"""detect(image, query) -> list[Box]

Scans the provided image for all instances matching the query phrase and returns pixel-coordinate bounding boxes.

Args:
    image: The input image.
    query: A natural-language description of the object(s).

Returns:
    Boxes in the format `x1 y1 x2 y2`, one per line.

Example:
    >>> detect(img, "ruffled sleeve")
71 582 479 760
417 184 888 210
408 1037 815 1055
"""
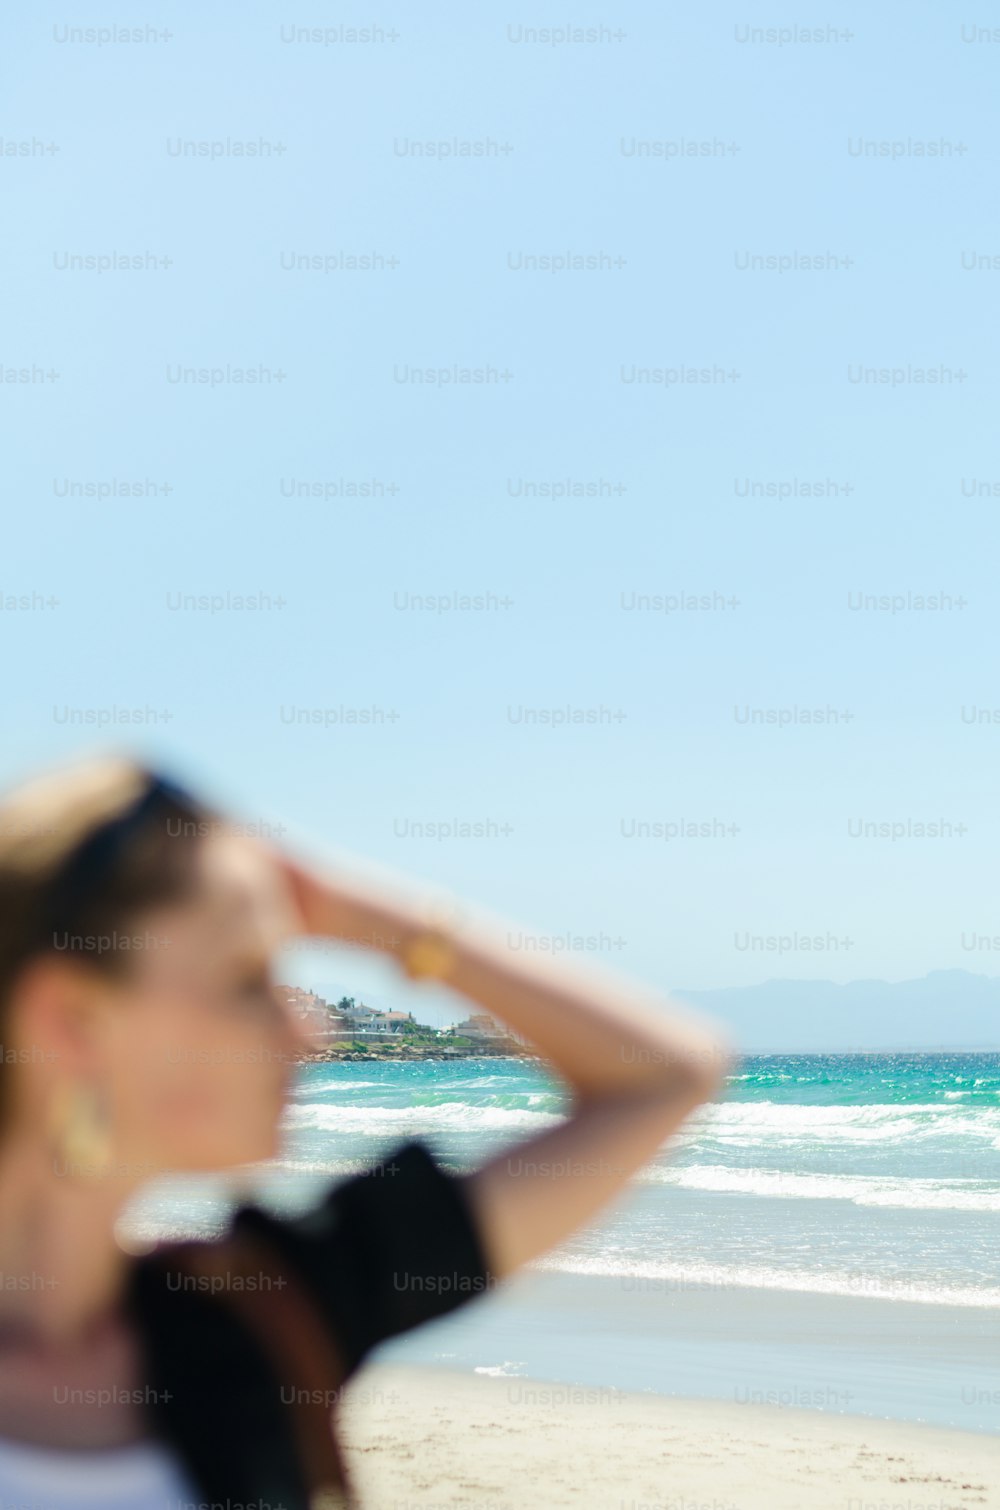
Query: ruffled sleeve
231 1138 494 1378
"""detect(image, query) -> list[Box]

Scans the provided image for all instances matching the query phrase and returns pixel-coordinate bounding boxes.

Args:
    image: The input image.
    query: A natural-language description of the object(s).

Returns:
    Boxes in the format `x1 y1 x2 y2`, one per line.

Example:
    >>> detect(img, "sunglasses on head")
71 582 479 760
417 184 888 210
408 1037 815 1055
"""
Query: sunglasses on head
41 771 195 942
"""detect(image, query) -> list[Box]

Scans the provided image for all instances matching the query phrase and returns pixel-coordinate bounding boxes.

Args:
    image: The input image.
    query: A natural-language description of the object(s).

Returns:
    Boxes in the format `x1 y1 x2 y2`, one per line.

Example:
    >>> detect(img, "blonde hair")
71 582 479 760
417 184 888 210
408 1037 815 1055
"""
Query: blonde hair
0 752 216 1000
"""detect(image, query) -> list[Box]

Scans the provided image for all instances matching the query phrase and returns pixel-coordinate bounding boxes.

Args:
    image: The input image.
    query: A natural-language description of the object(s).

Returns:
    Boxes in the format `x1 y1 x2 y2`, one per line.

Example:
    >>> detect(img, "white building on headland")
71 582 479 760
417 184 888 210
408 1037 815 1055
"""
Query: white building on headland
332 1001 416 1040
276 987 528 1047
275 990 417 1041
443 1012 529 1047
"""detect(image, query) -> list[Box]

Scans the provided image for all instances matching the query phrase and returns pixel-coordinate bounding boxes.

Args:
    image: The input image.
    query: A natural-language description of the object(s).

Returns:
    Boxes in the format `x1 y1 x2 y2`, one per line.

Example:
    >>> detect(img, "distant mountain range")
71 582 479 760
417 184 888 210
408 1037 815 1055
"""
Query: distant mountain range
670 969 1000 1053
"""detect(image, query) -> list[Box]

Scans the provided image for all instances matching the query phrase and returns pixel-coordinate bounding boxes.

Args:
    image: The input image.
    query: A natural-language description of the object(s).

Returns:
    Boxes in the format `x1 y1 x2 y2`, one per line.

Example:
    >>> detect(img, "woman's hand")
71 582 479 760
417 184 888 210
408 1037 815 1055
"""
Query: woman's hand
273 854 352 939
259 847 425 958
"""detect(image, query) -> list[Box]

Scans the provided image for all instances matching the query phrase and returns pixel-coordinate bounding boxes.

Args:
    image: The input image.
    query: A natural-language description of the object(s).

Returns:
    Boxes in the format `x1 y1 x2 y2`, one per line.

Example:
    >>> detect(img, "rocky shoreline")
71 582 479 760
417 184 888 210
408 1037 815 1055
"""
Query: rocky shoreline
294 1044 538 1064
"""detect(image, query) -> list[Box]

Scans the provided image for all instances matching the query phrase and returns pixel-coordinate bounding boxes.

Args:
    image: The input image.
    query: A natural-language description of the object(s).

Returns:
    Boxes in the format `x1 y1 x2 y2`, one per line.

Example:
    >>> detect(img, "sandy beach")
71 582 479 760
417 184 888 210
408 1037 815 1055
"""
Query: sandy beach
338 1363 1000 1510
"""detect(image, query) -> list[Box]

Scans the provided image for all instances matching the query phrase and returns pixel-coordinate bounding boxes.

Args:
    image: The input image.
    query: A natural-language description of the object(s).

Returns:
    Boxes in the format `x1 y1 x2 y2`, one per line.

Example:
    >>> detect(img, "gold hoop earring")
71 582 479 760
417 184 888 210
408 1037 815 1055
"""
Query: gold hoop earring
50 1082 113 1179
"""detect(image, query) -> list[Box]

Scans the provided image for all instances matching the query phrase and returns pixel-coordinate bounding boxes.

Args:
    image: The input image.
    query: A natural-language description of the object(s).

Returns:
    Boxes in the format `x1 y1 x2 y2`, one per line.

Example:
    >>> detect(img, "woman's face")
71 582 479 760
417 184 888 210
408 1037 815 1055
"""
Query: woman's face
91 835 315 1176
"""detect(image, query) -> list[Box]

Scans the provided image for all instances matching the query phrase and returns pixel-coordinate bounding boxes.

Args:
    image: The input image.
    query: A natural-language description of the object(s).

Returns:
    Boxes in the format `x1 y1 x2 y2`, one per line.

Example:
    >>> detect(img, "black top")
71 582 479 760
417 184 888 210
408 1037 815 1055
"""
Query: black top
125 1138 493 1508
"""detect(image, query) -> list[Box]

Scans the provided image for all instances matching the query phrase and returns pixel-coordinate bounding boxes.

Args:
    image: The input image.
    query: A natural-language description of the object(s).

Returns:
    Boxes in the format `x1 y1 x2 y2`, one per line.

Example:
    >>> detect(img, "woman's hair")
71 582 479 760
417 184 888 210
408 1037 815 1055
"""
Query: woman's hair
0 755 218 1012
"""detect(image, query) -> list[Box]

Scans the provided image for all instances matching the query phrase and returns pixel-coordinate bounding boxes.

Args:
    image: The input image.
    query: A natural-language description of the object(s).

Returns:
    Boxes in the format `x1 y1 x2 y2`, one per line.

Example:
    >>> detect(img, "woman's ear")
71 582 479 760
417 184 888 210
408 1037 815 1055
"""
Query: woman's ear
6 955 114 1077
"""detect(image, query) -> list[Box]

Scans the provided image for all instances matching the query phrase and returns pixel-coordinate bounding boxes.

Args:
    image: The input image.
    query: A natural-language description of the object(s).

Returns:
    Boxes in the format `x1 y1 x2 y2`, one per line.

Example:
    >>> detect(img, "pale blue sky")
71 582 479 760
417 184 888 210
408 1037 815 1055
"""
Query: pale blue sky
2 6 999 1040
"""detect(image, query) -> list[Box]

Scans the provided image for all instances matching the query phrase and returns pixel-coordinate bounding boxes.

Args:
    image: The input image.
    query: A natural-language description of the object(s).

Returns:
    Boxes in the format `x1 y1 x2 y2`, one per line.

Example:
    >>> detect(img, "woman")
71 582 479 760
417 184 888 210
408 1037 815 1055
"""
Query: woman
0 753 729 1508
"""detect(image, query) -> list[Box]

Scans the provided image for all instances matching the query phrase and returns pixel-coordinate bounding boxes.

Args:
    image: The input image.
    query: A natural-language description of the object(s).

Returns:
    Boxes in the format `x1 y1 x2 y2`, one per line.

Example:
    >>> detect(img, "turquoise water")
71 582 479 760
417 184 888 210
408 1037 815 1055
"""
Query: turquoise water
126 1053 1000 1308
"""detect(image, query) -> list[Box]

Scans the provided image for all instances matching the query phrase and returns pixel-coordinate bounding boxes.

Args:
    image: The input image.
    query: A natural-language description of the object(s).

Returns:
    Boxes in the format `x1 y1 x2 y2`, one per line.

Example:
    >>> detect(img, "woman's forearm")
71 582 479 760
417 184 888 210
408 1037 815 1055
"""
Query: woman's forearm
280 856 730 1104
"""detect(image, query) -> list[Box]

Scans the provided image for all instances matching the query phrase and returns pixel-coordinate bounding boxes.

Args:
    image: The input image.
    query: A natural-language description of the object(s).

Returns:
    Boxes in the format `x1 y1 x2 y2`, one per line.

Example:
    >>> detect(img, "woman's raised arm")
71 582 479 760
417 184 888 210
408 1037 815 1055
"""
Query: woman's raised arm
276 852 731 1280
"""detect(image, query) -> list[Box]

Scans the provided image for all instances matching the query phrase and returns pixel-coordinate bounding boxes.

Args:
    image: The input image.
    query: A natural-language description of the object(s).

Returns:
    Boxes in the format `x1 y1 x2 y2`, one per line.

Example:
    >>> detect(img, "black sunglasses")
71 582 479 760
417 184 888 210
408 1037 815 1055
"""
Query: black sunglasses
41 771 195 942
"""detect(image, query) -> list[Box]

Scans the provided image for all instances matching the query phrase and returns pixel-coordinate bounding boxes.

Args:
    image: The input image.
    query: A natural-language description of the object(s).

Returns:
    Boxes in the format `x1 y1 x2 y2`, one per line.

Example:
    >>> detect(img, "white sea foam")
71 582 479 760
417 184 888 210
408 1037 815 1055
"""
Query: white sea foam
641 1162 1000 1212
289 1079 387 1095
533 1254 1000 1309
284 1100 560 1133
285 1095 1000 1148
687 1099 1000 1147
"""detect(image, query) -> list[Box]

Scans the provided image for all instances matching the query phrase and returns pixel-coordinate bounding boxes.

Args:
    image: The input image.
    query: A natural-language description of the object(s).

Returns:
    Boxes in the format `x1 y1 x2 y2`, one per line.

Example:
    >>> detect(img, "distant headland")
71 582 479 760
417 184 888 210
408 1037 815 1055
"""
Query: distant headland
277 987 536 1062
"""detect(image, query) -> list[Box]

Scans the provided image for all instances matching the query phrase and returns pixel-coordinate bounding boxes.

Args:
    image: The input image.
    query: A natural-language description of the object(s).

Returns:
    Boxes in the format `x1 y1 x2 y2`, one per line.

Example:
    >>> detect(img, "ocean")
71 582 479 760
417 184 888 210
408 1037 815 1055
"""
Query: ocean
122 1054 1000 1432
